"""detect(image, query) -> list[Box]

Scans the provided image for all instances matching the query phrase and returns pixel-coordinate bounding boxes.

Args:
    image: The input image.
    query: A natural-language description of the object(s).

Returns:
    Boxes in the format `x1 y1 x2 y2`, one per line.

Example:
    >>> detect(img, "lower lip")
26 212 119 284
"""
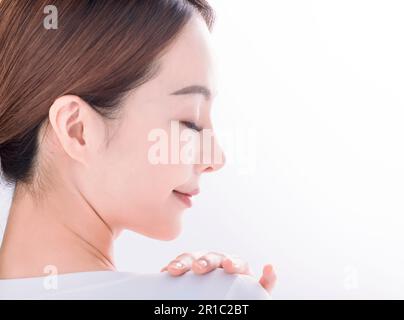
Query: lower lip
173 190 192 208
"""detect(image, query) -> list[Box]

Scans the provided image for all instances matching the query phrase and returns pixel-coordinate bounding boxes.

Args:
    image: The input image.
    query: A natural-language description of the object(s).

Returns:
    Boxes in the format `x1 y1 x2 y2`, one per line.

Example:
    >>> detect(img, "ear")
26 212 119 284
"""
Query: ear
48 95 106 166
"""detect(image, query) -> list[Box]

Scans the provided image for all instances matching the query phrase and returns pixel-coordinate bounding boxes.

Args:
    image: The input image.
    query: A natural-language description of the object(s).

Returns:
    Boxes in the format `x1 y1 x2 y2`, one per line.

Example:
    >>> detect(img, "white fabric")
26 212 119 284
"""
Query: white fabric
0 269 271 300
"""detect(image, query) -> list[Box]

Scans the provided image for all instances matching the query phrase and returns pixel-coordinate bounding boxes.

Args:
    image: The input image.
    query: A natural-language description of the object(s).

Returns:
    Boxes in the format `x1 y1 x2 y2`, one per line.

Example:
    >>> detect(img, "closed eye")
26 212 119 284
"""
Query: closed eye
180 121 203 132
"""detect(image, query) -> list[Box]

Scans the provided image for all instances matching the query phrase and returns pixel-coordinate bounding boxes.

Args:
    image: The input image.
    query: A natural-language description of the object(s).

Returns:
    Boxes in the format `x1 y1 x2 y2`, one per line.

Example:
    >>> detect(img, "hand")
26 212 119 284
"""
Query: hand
160 251 277 294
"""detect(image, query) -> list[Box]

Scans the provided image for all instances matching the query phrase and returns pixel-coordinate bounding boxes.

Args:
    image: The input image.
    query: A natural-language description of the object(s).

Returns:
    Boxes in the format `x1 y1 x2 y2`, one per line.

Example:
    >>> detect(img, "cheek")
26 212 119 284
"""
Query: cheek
103 162 191 239
90 127 193 233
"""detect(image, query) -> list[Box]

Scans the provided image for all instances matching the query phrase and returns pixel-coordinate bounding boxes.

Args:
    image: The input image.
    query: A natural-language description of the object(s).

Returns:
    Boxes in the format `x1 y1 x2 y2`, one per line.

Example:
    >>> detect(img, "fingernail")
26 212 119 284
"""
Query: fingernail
233 263 240 270
171 262 184 269
197 259 208 268
264 264 273 274
230 259 241 269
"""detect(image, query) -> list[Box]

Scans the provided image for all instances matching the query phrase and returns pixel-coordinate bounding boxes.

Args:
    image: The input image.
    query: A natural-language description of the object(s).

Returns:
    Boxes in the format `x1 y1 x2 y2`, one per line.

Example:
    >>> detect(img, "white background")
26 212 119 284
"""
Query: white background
1 0 404 299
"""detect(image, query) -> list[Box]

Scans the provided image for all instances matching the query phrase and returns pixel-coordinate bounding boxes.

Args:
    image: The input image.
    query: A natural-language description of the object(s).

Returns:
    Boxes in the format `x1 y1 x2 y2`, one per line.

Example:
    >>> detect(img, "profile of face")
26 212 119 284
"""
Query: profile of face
41 14 225 241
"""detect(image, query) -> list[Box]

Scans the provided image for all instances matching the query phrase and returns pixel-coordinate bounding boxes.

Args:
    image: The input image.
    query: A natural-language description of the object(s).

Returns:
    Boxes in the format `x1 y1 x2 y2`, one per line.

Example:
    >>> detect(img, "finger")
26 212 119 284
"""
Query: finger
259 264 277 294
191 251 226 275
165 253 197 277
160 252 205 273
222 256 252 275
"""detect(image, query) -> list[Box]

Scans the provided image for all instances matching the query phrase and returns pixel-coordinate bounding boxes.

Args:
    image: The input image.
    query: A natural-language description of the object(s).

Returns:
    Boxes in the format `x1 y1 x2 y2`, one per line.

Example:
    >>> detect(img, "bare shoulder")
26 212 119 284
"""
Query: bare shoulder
224 273 271 300
158 269 270 300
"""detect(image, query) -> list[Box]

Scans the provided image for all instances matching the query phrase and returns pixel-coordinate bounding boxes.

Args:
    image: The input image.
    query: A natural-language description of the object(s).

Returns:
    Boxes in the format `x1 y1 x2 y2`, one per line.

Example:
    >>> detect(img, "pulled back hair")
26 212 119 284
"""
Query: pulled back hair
0 0 215 187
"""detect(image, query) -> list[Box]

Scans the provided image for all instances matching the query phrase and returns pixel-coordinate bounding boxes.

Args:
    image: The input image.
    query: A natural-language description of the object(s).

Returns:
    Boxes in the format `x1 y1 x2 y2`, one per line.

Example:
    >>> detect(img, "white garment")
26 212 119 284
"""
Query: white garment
0 269 271 300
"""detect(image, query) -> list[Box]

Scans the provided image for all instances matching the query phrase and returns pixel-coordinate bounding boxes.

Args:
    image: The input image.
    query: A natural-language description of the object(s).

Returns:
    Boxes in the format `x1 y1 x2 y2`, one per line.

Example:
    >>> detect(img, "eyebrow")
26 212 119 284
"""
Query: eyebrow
170 85 212 100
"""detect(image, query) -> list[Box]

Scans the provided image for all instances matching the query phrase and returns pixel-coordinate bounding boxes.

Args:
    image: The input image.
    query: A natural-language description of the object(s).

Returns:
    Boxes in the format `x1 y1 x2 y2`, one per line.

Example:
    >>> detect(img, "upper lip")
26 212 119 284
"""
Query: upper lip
174 188 200 197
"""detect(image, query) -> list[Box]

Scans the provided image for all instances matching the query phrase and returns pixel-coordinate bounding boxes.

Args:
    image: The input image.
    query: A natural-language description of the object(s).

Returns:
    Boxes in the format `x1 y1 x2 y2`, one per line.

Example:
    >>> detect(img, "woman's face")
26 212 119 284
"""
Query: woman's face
76 15 225 240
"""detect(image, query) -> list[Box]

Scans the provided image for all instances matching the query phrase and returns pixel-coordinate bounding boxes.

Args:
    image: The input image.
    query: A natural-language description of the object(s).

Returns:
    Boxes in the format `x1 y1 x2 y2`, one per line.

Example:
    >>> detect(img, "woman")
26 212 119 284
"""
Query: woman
0 0 275 299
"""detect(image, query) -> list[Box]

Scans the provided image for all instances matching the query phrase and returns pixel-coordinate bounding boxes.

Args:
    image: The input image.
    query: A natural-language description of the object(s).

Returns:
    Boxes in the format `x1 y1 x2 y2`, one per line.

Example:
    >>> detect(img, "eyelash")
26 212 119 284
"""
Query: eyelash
180 121 203 132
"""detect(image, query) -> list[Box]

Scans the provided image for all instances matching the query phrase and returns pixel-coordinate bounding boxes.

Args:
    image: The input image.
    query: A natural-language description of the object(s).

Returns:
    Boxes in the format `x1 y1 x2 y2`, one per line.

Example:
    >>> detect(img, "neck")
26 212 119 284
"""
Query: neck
0 181 118 279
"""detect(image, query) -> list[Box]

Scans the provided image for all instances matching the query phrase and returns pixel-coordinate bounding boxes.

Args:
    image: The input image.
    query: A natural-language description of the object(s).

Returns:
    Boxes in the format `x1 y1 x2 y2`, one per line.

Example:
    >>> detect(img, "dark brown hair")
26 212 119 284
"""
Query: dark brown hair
0 0 215 187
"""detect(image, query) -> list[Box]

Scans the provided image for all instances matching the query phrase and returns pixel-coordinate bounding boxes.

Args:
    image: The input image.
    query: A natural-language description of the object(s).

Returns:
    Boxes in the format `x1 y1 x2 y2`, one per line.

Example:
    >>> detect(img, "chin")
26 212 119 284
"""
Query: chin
156 224 183 241
130 222 183 241
147 230 181 241
157 232 181 241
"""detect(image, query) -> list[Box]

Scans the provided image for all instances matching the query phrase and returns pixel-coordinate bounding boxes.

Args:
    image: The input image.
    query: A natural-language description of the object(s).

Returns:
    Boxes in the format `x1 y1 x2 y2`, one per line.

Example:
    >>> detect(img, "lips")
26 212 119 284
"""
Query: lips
173 188 199 208
174 188 200 197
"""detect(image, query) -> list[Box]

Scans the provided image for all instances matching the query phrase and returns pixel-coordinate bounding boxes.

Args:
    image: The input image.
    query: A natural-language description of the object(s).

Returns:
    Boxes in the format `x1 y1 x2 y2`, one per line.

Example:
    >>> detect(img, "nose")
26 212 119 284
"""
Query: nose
196 134 226 173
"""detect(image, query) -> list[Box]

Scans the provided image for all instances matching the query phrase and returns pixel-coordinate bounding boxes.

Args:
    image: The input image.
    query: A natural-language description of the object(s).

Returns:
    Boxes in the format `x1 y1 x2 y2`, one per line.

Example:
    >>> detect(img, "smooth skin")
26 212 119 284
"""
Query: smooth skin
0 12 276 294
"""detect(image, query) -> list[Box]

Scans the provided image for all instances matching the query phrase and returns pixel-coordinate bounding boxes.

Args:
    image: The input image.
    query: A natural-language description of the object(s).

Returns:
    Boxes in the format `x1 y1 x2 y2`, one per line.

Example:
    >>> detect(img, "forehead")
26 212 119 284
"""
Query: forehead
150 15 218 98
